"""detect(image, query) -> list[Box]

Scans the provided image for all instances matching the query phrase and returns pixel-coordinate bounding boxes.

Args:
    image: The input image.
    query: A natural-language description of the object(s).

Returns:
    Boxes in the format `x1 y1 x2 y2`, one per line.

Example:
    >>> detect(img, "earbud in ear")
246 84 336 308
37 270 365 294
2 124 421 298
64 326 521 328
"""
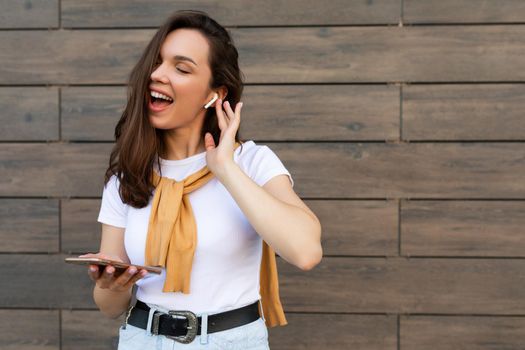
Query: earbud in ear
204 93 219 109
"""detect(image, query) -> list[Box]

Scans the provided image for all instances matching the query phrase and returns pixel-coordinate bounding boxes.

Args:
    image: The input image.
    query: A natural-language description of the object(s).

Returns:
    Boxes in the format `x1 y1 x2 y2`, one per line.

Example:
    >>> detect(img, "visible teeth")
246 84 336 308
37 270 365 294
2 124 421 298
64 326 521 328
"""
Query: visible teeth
150 91 173 102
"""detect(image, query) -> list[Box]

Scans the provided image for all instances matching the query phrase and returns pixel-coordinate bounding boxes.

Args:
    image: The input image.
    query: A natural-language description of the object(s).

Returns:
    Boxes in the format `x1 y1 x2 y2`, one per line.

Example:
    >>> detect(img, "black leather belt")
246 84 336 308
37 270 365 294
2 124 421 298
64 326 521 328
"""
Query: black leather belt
124 299 262 344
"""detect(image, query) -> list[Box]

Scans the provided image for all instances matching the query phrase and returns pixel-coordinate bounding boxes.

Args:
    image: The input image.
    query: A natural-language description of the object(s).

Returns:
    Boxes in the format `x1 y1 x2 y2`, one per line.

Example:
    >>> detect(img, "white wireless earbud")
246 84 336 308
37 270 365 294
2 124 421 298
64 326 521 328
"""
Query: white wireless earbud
204 93 219 109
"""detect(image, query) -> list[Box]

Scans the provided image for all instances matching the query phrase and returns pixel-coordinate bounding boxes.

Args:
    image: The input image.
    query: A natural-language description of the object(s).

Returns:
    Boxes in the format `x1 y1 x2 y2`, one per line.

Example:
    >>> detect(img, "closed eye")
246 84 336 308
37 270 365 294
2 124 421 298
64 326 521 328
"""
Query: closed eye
176 68 189 74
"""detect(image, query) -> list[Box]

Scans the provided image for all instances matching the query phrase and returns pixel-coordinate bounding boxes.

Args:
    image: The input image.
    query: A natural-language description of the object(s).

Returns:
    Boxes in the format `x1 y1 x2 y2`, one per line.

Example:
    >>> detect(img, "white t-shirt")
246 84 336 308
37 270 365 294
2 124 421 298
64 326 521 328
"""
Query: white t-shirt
97 140 294 315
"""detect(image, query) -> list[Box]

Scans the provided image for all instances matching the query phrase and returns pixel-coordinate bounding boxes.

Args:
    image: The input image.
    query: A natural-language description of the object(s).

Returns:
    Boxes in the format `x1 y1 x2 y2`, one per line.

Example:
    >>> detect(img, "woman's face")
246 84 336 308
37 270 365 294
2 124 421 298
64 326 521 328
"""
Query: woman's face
147 28 215 130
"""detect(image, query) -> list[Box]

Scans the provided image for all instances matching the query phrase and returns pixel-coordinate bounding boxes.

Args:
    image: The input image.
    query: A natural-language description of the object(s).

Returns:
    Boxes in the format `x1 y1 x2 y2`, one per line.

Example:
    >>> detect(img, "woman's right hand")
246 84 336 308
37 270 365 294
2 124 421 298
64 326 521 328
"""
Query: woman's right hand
78 252 148 292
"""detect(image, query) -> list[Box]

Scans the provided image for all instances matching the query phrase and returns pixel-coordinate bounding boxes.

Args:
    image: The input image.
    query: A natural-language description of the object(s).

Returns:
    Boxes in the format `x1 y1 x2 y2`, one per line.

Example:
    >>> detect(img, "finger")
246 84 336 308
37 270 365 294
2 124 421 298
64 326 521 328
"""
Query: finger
231 102 242 129
114 266 138 288
235 102 243 120
214 98 228 131
223 100 234 121
204 132 215 150
123 269 148 289
101 265 115 285
87 264 100 281
224 102 242 134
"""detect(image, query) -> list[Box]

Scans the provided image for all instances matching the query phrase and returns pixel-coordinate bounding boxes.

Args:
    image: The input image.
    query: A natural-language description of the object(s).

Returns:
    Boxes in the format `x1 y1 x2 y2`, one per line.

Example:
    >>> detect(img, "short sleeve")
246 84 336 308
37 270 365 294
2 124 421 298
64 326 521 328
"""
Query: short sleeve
239 143 294 188
97 174 129 228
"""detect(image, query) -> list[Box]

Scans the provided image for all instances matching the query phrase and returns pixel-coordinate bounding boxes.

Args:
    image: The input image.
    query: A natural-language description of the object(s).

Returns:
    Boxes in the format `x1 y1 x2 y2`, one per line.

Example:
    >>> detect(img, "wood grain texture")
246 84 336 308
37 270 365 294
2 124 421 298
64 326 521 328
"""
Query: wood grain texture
0 143 112 197
402 200 525 257
404 0 525 23
0 30 154 84
0 0 58 28
306 199 398 256
62 310 122 350
269 142 525 198
2 142 524 198
0 199 59 253
278 257 525 314
403 84 525 140
0 87 58 141
61 199 103 254
59 198 398 256
63 311 394 350
0 309 59 350
0 254 96 308
232 26 525 83
268 313 397 350
61 87 126 141
61 0 400 27
3 255 523 314
241 85 400 141
401 316 525 350
3 26 525 84
2 1 525 349
58 85 399 141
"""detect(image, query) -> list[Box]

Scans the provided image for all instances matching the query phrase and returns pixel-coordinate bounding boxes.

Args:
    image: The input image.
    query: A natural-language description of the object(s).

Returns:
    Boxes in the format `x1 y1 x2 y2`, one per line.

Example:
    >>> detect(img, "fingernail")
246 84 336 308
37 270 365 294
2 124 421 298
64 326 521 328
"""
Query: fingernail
90 267 96 272
128 268 136 274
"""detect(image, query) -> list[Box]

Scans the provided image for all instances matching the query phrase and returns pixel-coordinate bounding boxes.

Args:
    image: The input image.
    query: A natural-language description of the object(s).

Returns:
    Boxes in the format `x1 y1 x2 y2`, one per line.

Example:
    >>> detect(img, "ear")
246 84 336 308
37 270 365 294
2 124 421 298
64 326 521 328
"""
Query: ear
217 86 228 101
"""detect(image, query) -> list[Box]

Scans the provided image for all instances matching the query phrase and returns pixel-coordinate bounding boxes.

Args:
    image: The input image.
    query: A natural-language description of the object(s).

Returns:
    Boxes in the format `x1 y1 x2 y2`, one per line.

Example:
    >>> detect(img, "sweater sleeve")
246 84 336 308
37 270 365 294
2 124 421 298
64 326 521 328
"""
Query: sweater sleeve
97 174 129 228
238 143 294 188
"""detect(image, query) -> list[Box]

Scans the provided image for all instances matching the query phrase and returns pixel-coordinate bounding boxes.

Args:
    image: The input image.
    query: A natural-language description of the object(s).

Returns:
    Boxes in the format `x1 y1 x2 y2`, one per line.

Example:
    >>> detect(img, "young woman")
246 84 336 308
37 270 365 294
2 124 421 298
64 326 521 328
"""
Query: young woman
79 10 322 349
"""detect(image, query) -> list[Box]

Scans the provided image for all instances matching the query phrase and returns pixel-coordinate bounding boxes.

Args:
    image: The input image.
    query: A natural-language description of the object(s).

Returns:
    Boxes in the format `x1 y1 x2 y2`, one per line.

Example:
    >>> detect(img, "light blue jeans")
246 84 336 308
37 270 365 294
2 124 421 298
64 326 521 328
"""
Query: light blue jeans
117 302 270 349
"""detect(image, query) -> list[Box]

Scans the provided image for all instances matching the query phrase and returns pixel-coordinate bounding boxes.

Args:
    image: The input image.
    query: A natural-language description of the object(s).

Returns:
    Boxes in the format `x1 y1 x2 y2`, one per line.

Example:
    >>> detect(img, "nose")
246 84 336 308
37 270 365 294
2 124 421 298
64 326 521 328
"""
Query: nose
150 63 169 84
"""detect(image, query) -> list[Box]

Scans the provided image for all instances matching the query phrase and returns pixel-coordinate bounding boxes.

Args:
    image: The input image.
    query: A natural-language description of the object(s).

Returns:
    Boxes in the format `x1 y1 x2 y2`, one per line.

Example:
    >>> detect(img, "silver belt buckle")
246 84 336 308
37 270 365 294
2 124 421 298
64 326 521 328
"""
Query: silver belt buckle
153 310 198 344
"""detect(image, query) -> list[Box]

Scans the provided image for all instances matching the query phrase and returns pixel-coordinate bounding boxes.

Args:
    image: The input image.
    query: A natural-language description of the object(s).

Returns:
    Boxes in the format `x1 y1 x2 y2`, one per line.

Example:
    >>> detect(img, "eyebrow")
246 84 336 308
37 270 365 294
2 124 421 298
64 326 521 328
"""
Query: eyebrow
173 55 198 66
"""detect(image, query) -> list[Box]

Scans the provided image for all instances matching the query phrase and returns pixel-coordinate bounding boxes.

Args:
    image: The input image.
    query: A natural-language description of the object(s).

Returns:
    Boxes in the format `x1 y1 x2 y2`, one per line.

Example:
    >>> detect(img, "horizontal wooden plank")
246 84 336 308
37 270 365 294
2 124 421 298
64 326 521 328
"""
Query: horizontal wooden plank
403 84 525 140
2 26 525 84
306 200 398 256
280 257 525 314
0 254 95 308
62 310 122 350
0 0 58 28
242 85 399 141
61 87 126 141
234 26 525 83
61 0 400 27
0 30 153 84
2 143 525 198
268 313 397 350
0 199 58 253
2 255 524 315
404 0 525 24
61 199 103 254
0 309 59 350
402 200 525 257
269 142 525 198
0 143 111 197
62 311 395 350
401 315 525 350
60 85 399 141
61 199 397 256
0 87 58 141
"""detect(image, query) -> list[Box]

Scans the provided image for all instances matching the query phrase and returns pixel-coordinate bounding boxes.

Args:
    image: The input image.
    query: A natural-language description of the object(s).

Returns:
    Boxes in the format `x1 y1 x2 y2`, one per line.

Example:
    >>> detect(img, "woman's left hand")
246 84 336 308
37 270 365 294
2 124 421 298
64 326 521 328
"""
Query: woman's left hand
204 98 243 179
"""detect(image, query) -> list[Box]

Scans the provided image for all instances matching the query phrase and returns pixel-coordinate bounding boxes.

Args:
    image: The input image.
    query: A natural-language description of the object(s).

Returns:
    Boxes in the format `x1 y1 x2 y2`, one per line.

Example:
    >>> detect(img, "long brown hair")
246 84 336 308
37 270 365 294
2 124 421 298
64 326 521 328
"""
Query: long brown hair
104 10 245 208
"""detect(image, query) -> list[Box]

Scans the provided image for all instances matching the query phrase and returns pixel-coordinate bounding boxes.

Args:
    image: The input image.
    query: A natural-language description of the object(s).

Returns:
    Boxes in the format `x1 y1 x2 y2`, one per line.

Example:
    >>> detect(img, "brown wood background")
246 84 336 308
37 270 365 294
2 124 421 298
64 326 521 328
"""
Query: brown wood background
1 1 525 349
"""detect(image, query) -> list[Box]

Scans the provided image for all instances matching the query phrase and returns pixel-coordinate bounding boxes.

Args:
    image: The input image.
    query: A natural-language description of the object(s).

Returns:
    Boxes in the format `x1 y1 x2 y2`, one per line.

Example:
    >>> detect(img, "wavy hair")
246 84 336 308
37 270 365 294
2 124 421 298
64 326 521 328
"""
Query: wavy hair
103 10 245 207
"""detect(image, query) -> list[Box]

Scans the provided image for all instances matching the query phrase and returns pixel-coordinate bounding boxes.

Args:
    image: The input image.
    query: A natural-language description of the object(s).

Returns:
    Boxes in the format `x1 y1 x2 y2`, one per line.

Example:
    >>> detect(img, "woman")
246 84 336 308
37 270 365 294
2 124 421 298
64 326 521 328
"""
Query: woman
80 10 322 349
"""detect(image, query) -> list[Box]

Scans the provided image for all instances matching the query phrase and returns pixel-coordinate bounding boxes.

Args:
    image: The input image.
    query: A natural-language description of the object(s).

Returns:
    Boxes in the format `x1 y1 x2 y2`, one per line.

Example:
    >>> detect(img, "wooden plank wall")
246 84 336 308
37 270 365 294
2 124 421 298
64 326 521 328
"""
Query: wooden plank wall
1 1 525 349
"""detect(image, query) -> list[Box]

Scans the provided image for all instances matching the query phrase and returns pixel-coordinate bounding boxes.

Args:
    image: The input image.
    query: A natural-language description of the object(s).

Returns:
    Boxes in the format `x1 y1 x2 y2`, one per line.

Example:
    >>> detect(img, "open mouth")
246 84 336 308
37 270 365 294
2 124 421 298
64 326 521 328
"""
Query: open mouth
148 91 174 111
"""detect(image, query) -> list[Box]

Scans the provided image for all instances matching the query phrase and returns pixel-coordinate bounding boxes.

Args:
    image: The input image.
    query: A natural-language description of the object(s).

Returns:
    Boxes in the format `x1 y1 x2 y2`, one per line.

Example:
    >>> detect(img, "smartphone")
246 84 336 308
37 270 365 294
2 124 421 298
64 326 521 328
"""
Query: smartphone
64 257 162 275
